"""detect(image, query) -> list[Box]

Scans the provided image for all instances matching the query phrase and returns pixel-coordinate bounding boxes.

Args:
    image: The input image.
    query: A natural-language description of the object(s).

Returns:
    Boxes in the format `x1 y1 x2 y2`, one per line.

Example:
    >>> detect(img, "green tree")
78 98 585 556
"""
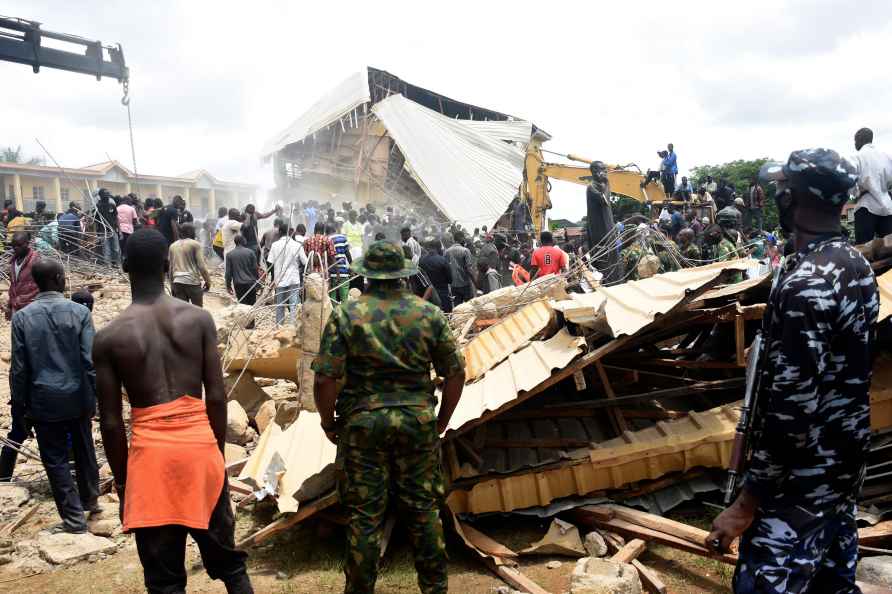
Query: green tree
1 145 44 165
690 158 779 231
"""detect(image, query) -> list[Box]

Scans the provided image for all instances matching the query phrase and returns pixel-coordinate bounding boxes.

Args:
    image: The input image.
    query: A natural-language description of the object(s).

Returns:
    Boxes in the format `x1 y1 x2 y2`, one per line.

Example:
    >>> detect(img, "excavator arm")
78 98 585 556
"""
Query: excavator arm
521 142 667 235
0 15 128 83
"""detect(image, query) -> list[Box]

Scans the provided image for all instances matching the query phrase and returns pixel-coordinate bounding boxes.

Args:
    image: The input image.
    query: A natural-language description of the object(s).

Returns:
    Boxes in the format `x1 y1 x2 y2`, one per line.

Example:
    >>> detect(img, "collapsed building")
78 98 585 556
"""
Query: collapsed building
217 254 892 593
261 67 549 231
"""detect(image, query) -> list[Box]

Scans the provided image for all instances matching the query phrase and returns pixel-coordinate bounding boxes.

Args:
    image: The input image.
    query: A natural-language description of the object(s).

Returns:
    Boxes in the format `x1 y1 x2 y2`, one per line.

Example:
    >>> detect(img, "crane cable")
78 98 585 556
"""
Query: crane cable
121 78 140 190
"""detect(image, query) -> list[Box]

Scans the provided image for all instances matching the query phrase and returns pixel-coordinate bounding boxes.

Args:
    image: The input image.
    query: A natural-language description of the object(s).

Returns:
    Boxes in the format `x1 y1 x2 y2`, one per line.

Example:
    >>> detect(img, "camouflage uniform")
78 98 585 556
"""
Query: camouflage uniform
734 150 874 593
716 236 743 282
656 243 678 273
679 242 701 262
312 242 465 594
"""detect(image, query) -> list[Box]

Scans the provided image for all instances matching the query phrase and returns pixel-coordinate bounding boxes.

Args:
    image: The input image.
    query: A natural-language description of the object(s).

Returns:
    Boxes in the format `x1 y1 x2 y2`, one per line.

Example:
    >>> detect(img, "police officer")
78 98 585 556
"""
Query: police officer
312 241 466 594
706 149 877 593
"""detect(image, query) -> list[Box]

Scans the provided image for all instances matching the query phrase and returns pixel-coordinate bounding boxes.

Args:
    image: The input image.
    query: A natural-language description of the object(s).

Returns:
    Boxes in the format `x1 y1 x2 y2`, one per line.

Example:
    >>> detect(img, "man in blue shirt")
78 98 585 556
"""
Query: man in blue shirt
327 222 352 303
59 202 82 254
661 143 678 198
11 259 99 532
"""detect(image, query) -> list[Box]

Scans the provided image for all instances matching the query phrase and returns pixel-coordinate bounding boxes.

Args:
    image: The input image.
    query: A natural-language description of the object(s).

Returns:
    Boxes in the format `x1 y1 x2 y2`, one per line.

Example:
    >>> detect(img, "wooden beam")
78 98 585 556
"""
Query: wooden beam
633 358 744 369
859 520 892 547
544 377 744 410
603 530 666 593
455 437 483 468
484 437 593 449
735 315 746 367
236 491 338 548
487 561 553 594
611 538 646 563
595 361 628 434
596 505 735 554
456 521 518 559
617 409 686 420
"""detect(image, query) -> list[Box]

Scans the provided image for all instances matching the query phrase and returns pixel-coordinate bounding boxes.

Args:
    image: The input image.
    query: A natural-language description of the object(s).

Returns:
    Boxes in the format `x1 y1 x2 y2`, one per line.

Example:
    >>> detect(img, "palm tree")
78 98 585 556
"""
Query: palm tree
1 145 44 165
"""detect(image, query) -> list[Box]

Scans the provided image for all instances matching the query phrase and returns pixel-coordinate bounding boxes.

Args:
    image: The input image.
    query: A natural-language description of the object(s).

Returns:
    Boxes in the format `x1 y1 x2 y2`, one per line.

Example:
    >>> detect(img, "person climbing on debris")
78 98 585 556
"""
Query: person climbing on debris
94 228 253 594
312 241 466 594
706 149 876 594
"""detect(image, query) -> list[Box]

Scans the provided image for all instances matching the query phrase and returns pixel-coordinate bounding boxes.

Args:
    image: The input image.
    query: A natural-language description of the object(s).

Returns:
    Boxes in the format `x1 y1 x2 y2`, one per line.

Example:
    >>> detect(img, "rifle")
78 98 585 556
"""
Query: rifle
723 264 783 505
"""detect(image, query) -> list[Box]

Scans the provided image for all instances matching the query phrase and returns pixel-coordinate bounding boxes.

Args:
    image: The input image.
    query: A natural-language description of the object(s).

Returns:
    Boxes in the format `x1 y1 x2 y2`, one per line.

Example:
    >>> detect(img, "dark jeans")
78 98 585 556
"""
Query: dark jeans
120 232 131 262
234 283 257 306
134 481 253 594
855 207 892 244
452 285 473 307
434 287 452 313
661 172 676 198
171 282 203 307
33 416 100 533
0 401 30 481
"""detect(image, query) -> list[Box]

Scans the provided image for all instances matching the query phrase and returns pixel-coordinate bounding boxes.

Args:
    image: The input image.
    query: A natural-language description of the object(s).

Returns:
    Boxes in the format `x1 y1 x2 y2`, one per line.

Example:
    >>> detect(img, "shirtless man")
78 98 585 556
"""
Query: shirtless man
94 228 253 594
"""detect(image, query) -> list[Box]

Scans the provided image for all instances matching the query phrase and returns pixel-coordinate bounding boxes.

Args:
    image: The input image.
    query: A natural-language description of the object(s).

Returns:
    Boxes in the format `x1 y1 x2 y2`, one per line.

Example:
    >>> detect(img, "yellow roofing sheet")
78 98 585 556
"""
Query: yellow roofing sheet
552 259 751 338
463 300 554 382
446 405 739 515
445 329 586 435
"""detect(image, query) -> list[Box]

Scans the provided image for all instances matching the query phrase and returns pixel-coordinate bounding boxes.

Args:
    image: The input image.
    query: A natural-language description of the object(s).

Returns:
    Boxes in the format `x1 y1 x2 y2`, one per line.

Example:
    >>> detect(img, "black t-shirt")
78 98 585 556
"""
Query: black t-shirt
419 254 452 289
157 204 180 244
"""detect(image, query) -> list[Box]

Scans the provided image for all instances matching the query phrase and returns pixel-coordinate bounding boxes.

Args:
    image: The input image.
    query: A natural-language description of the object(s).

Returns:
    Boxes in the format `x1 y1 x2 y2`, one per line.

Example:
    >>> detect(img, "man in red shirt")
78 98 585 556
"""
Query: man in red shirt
529 231 569 278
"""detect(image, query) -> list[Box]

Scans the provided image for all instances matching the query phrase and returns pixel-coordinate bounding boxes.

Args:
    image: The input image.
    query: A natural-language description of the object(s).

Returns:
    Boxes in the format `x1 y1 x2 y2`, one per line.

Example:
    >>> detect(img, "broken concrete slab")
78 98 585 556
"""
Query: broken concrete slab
223 371 272 418
858 556 892 588
38 532 117 565
0 484 29 508
571 556 642 594
584 531 608 558
255 400 277 434
226 401 250 444
520 518 587 557
224 443 247 464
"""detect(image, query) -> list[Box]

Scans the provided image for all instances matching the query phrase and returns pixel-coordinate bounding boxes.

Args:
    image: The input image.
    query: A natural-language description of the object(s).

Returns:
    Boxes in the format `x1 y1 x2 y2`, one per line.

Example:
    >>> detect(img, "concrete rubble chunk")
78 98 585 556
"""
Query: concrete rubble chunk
255 400 277 434
224 443 247 463
87 517 120 537
571 557 642 594
0 484 30 508
226 400 250 444
858 556 892 588
274 400 300 429
584 531 609 557
38 532 117 565
224 372 272 418
520 518 587 557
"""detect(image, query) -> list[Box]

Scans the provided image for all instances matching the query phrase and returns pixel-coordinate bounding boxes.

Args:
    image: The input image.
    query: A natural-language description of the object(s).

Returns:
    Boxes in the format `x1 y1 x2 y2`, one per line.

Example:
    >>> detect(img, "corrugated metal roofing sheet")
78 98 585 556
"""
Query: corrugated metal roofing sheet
446 329 585 435
446 404 739 515
463 300 554 382
261 70 371 157
238 412 337 514
551 259 751 337
372 94 532 231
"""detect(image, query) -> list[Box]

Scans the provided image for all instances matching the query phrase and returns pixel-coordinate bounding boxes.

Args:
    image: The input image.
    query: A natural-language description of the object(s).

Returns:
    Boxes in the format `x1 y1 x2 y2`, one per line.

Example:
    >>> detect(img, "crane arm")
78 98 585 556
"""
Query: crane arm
0 16 128 83
541 162 666 203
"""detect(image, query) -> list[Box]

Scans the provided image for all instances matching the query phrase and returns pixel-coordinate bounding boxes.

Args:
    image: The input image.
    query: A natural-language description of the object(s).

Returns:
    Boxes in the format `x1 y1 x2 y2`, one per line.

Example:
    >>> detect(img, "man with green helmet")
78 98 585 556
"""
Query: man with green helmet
312 241 466 594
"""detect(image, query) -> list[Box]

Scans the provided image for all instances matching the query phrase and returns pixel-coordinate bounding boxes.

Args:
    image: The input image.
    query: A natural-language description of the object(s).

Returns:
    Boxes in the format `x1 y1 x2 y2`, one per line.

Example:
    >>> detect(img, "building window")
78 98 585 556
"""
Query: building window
7 185 14 200
283 159 303 180
33 186 45 200
61 188 70 202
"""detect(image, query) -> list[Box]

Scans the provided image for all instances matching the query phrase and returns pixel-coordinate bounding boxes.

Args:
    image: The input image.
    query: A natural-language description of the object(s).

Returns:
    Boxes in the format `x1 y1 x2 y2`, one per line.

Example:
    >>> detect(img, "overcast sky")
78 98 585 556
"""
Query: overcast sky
4 0 891 221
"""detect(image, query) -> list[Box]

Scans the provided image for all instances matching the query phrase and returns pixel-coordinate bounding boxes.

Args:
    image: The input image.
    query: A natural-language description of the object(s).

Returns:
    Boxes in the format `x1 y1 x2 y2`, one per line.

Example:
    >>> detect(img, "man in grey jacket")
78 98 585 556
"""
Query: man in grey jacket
11 258 100 533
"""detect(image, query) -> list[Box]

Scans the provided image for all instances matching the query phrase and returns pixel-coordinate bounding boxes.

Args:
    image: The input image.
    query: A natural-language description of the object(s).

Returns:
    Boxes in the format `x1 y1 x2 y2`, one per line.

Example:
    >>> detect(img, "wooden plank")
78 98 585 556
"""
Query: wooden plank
611 538 646 563
568 509 737 565
735 315 746 367
595 361 628 434
455 437 483 468
598 505 732 553
456 521 518 559
634 358 743 369
617 409 686 420
632 558 668 594
444 441 461 482
236 491 338 548
457 316 475 342
488 561 553 594
1 502 39 536
860 520 892 547
596 532 666 594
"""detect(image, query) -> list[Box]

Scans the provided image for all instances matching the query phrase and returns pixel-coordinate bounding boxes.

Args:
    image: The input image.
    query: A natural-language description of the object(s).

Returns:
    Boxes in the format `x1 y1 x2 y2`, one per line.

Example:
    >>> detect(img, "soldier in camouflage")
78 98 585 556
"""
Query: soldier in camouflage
312 241 466 594
707 149 876 594
676 227 701 262
621 240 645 281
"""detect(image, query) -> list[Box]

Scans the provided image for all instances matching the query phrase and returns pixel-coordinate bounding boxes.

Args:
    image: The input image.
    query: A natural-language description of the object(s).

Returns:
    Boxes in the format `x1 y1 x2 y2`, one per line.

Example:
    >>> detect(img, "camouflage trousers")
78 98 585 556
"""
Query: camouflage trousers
337 407 447 594
733 502 859 594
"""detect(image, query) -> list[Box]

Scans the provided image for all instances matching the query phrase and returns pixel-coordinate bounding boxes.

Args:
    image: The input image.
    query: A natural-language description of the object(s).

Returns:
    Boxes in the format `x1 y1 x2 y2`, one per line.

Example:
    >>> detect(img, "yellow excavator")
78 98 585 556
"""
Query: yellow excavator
520 138 669 235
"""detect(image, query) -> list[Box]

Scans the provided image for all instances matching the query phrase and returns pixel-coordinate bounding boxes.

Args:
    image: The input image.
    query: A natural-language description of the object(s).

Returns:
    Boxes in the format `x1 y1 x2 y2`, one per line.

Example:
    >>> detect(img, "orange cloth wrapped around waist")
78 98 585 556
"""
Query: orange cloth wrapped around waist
123 395 224 532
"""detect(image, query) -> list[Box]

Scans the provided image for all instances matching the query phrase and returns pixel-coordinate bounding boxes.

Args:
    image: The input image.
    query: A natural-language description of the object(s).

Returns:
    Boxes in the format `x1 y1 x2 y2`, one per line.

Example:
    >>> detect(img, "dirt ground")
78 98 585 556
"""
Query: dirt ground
0 280 732 593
